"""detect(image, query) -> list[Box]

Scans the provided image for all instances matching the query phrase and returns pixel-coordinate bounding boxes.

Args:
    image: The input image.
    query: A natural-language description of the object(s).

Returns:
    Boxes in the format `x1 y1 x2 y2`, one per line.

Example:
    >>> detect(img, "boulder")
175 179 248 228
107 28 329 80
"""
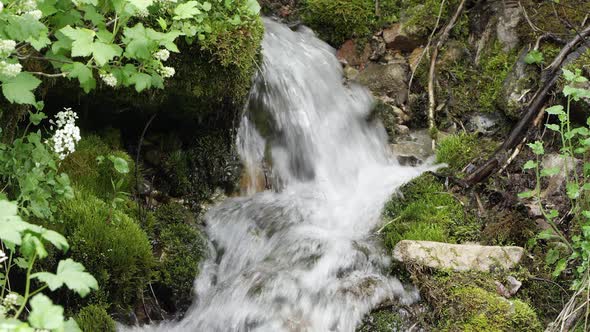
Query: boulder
496 4 522 51
392 240 525 272
464 112 507 136
382 23 421 52
336 39 372 67
358 62 409 104
498 49 538 119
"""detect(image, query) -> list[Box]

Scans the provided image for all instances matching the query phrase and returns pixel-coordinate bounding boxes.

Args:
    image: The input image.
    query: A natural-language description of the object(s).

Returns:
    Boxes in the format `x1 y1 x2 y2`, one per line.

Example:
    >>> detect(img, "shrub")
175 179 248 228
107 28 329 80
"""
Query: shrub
75 305 116 332
58 190 154 309
60 135 135 201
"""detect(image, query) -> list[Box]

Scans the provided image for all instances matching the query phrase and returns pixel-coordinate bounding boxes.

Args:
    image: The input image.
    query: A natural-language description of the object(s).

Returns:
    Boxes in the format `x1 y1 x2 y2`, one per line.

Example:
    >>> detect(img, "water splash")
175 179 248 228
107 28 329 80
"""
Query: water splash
124 18 433 332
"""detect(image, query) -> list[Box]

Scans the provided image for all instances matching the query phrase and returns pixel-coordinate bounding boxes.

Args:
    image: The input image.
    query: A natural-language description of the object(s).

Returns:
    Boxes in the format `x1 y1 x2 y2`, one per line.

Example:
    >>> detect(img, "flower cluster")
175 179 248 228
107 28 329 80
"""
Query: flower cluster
100 73 117 87
0 249 6 263
0 60 22 77
154 49 170 62
25 9 42 20
3 293 18 308
0 39 15 57
49 108 81 160
17 0 42 19
160 66 175 78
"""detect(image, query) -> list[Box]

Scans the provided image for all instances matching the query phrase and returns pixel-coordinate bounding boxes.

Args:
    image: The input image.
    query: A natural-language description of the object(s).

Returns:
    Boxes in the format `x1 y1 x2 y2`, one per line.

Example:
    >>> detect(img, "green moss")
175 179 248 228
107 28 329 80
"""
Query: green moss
57 189 154 309
435 133 479 171
75 304 116 332
381 173 479 249
357 308 405 332
440 286 542 331
302 0 398 46
60 135 135 201
153 203 206 311
397 0 462 39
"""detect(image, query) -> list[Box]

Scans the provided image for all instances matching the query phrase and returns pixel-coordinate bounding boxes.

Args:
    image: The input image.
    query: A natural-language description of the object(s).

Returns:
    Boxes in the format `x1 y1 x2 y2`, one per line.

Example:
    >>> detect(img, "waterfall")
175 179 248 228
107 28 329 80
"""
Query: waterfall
125 18 433 332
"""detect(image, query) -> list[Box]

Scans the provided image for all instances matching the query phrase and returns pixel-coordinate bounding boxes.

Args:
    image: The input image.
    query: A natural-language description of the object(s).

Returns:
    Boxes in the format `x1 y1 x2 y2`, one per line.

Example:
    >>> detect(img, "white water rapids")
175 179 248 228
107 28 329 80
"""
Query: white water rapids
126 18 434 332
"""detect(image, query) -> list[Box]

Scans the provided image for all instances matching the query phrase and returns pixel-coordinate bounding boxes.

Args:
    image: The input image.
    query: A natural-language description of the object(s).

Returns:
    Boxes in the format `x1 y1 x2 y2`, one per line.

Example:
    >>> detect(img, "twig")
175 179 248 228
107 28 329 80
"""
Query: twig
427 0 467 150
376 216 401 234
29 71 68 78
135 112 158 225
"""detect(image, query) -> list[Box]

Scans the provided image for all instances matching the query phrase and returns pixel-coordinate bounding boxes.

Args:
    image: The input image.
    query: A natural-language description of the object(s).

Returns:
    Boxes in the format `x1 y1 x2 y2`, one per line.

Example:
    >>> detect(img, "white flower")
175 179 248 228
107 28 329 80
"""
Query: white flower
0 61 22 77
100 73 117 87
0 39 14 57
0 250 6 264
135 7 149 18
160 66 175 78
0 2 4 13
49 108 81 160
153 49 170 62
3 293 18 307
25 9 42 20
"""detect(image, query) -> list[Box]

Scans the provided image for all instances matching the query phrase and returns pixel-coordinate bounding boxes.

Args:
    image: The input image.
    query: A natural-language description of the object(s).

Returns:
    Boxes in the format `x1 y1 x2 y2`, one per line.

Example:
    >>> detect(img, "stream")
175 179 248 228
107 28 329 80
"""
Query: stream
125 18 433 332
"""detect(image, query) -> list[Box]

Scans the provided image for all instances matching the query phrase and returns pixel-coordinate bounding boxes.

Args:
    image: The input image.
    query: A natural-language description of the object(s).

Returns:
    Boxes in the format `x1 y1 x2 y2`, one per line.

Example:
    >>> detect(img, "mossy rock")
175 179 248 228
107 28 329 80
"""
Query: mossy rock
301 0 398 46
357 308 406 332
60 135 135 201
381 173 480 249
75 304 116 332
435 133 497 173
57 190 154 309
153 203 206 312
441 286 542 331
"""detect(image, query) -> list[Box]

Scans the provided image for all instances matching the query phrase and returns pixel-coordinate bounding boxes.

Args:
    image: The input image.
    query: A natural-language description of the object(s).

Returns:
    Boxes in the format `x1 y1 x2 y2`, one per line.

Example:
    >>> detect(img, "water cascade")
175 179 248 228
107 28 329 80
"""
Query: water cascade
127 18 434 332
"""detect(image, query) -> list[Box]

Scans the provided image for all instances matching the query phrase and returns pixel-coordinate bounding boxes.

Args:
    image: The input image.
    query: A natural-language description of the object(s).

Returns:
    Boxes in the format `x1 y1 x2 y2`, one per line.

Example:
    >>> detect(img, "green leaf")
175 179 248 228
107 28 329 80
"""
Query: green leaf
157 17 168 30
0 201 30 245
552 258 567 277
60 26 96 57
41 230 69 252
518 190 534 198
563 69 576 82
538 229 556 240
131 72 152 92
540 166 561 177
64 319 82 332
21 234 48 259
1 72 41 105
92 42 122 66
523 160 537 170
545 124 560 131
173 1 201 20
524 50 543 64
110 156 129 174
528 141 545 155
64 62 96 93
29 111 47 125
567 182 580 199
545 105 565 115
32 258 98 297
28 294 64 330
546 248 560 265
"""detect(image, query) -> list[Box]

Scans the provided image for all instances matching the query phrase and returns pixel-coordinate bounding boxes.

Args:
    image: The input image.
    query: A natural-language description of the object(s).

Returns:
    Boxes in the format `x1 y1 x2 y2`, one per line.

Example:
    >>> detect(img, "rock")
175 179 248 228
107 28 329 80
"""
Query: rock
408 47 424 72
540 153 580 198
464 112 507 135
496 4 522 51
390 129 434 162
495 276 522 298
498 49 538 119
343 65 359 80
382 23 421 52
358 62 409 104
369 36 386 61
392 240 525 272
336 39 372 67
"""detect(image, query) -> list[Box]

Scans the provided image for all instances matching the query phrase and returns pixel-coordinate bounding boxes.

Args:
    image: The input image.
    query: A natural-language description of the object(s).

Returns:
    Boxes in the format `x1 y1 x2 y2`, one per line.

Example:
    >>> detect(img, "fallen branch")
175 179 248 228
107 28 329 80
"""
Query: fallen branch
427 0 467 149
463 25 590 187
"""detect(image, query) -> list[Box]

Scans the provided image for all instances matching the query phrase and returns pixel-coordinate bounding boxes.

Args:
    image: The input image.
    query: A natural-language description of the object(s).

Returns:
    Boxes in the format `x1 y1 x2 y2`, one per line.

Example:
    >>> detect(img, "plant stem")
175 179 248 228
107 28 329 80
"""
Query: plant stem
13 252 36 319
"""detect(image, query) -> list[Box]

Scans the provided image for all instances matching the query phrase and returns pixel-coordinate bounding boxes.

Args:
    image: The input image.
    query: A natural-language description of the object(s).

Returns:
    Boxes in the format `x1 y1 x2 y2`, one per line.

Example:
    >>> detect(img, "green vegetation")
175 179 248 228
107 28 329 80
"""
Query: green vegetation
357 309 405 332
75 304 116 332
381 173 479 249
301 0 398 46
435 133 496 172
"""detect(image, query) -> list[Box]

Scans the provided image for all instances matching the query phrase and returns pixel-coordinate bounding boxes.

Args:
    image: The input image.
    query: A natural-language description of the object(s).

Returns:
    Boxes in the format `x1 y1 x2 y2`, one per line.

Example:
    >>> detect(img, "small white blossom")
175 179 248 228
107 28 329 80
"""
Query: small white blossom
135 7 149 18
3 293 18 307
49 108 81 160
0 2 4 13
100 73 117 87
17 0 37 13
0 250 6 263
0 39 16 57
0 61 22 77
25 9 42 20
160 66 175 78
153 49 170 62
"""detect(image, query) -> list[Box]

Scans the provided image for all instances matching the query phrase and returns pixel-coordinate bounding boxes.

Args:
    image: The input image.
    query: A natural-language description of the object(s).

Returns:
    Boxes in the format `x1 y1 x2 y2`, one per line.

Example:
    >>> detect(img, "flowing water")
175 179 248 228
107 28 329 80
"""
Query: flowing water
126 18 433 332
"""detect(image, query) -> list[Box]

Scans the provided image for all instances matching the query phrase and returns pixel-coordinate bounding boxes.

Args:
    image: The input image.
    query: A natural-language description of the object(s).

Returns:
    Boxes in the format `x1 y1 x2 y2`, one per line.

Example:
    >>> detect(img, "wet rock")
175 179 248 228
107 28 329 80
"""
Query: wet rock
358 62 409 104
540 153 580 198
498 49 538 119
495 276 522 298
369 36 386 61
496 4 522 51
343 65 360 80
392 240 525 272
336 39 372 67
382 23 421 52
464 112 507 135
390 129 433 163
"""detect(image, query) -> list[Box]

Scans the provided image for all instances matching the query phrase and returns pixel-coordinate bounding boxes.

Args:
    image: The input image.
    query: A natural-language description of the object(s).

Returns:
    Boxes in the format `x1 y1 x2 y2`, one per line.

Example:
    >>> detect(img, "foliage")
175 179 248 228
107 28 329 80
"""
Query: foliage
153 203 205 310
0 0 262 109
356 308 405 332
381 173 479 249
520 68 590 329
57 190 153 308
436 133 479 172
301 0 397 46
75 304 116 332
0 111 75 221
0 200 97 331
60 135 135 201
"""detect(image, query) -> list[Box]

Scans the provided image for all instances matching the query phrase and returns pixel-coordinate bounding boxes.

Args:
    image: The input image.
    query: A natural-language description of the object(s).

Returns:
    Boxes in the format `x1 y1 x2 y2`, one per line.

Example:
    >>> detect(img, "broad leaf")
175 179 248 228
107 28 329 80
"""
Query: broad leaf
28 294 64 330
32 258 98 297
1 73 41 105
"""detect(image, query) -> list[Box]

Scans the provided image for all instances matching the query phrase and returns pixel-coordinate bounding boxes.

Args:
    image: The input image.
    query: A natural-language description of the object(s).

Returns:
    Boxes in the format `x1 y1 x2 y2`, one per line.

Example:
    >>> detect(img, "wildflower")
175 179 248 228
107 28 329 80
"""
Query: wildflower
49 108 81 160
0 2 3 13
100 73 117 87
3 293 18 307
135 7 149 18
160 66 175 78
25 9 42 20
0 250 6 263
0 39 16 57
0 61 22 77
154 49 170 62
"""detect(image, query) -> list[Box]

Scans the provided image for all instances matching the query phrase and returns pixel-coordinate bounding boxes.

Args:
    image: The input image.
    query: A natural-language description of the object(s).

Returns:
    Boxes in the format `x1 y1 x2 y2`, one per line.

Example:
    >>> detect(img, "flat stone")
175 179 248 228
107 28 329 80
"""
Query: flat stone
336 39 372 67
382 23 421 52
358 63 408 104
392 240 525 272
